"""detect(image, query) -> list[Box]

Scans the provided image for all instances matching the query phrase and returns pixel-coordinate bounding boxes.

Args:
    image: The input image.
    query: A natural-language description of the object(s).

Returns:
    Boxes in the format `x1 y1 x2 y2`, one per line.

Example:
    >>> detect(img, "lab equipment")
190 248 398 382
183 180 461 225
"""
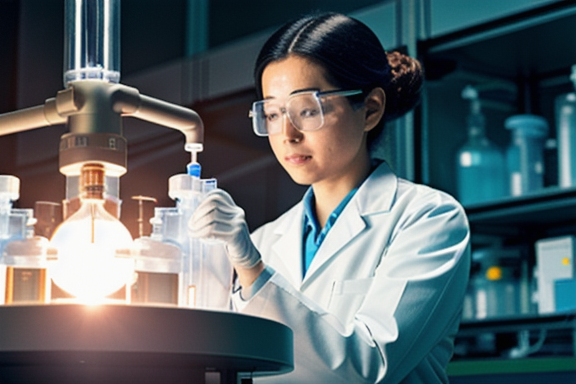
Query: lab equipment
0 305 294 384
543 138 558 187
2 236 51 305
169 170 232 309
50 163 134 303
131 235 182 306
0 175 22 255
505 114 549 196
554 64 576 188
535 235 576 314
131 162 231 309
0 0 204 306
33 201 62 239
0 176 52 305
467 248 524 320
64 0 120 84
455 85 507 205
555 279 576 312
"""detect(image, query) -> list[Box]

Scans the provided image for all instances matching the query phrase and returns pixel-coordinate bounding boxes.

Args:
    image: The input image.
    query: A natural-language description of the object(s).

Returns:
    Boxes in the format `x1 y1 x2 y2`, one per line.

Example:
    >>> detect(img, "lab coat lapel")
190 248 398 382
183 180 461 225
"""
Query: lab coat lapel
302 203 366 284
271 207 304 285
301 162 397 285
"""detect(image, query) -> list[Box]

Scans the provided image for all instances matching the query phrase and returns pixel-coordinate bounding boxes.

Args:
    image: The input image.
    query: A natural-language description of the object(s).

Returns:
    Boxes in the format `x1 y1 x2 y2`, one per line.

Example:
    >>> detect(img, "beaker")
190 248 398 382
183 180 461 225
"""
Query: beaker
1 236 51 305
131 237 183 306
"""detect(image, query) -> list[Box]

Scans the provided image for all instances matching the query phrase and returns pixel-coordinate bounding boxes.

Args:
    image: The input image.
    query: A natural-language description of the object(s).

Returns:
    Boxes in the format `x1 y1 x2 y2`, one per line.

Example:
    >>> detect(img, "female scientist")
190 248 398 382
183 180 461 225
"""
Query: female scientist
190 12 471 384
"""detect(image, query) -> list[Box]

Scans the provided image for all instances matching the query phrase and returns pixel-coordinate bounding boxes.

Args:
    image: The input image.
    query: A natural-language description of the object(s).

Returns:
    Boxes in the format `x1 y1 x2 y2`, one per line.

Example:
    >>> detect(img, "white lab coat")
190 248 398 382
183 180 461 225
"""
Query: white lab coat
232 162 470 384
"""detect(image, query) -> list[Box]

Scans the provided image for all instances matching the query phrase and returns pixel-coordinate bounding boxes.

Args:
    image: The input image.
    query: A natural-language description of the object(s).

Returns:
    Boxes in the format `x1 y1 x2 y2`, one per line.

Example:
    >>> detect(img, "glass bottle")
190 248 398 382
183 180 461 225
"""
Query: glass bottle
555 64 576 188
456 86 507 205
505 114 548 196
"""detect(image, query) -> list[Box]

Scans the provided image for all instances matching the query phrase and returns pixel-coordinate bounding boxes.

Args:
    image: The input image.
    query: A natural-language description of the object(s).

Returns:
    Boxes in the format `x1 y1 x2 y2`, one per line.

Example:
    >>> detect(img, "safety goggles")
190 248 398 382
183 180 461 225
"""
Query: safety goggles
249 89 363 137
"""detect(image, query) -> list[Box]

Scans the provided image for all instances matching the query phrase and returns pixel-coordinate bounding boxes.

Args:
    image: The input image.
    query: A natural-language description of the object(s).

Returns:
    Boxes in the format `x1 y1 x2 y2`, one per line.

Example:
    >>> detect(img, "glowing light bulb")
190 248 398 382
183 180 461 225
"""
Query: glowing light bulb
50 164 134 304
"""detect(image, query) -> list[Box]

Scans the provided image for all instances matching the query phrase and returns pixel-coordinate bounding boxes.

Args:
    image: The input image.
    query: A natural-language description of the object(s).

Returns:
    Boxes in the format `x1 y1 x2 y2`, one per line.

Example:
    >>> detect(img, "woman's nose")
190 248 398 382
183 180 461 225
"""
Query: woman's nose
282 114 303 142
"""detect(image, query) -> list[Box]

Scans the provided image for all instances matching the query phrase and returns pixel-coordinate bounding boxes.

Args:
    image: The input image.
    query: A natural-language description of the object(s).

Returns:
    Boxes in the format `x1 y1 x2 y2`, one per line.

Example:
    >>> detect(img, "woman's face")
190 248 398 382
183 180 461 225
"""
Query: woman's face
261 55 371 188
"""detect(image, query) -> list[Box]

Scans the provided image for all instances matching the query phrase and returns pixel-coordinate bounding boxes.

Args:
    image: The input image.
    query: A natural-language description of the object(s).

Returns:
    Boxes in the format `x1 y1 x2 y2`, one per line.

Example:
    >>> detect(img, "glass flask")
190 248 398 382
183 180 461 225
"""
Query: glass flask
50 163 134 304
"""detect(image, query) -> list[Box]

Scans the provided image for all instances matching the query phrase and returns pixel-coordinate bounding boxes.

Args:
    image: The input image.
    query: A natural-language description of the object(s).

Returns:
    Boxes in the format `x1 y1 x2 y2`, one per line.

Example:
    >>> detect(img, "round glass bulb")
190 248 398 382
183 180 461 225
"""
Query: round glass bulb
50 198 134 303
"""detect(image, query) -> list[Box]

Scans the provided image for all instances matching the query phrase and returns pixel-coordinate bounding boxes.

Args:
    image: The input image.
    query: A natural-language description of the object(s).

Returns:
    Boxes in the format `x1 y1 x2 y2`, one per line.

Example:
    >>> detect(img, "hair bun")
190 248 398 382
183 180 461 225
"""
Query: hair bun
384 51 423 121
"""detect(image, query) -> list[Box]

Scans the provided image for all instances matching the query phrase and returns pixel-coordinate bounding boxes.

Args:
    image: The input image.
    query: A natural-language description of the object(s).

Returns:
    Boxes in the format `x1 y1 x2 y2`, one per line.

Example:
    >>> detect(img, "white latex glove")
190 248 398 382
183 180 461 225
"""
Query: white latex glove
189 188 261 269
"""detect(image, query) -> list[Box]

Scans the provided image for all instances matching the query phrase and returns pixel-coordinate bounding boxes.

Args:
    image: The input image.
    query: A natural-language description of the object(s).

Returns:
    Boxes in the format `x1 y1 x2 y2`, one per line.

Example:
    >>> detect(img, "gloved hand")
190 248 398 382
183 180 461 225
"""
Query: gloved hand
189 188 262 269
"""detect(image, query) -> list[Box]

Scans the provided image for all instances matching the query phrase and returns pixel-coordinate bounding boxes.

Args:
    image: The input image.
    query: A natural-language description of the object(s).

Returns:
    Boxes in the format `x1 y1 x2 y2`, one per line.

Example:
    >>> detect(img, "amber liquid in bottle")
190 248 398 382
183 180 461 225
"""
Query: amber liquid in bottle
5 267 47 304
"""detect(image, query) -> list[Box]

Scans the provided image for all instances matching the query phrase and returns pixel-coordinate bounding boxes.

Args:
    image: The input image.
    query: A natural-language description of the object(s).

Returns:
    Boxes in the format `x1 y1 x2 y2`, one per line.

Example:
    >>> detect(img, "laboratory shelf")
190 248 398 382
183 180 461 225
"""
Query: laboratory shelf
457 311 576 336
451 314 576 381
418 1 576 378
463 187 576 228
447 357 576 384
453 312 576 372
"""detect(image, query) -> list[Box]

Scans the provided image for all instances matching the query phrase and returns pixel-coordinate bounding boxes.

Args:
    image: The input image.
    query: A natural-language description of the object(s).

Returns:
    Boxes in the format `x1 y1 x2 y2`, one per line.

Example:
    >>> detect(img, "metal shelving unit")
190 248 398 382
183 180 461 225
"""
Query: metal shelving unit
419 1 576 376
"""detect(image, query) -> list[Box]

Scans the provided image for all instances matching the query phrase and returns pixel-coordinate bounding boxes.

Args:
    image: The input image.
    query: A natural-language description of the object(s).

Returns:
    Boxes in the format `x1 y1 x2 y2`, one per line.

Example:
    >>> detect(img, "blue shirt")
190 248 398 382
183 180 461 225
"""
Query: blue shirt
302 187 358 276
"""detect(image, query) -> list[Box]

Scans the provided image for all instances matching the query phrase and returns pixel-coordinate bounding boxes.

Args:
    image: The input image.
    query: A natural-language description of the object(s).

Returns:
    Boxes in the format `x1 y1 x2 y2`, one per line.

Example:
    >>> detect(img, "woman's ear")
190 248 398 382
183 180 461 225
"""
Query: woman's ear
363 87 386 132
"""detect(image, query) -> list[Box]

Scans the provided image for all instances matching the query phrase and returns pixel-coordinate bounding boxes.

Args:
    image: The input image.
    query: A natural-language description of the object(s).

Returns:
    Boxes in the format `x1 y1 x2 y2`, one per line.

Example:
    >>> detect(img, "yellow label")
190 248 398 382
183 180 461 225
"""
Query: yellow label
486 266 502 281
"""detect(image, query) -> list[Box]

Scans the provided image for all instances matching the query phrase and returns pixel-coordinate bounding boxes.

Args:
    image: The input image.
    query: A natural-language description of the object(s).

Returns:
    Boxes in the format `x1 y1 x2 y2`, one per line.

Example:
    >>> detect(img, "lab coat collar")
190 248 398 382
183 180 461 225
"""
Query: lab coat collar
301 162 398 285
270 162 398 288
357 160 397 215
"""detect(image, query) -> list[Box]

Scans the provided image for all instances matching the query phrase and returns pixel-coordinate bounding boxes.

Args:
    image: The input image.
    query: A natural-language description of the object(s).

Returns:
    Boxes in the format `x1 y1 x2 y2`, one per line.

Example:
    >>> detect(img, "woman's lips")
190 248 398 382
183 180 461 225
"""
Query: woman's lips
285 154 311 165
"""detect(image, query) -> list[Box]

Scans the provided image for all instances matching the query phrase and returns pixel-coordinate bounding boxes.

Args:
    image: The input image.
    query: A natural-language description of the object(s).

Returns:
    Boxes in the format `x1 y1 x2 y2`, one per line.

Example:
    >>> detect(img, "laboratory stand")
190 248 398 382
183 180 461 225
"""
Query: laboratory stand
0 304 293 384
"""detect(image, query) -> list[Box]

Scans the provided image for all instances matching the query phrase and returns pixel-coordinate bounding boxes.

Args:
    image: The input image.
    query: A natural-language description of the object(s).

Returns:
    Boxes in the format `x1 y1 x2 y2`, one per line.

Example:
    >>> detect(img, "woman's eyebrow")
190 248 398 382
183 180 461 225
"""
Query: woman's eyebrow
290 87 320 95
263 87 320 100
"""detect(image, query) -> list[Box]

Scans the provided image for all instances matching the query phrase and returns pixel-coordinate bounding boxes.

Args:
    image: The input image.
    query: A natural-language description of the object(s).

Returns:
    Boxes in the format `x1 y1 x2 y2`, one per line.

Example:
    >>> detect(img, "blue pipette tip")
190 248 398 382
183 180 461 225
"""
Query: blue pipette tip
187 162 201 178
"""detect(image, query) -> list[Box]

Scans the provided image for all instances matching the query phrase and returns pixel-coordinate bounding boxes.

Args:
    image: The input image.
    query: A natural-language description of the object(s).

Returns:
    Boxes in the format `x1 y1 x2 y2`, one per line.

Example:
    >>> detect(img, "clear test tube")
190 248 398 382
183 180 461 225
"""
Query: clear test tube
63 0 120 85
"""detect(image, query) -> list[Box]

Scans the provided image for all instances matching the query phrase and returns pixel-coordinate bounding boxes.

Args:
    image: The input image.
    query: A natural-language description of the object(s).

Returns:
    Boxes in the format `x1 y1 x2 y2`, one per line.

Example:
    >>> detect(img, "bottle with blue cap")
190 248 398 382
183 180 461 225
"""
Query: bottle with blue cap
505 114 549 196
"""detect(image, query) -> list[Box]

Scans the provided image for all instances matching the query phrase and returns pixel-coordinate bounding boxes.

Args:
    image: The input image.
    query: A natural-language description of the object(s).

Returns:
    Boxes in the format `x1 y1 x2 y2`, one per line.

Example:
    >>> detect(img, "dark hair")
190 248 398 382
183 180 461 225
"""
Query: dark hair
254 12 423 152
